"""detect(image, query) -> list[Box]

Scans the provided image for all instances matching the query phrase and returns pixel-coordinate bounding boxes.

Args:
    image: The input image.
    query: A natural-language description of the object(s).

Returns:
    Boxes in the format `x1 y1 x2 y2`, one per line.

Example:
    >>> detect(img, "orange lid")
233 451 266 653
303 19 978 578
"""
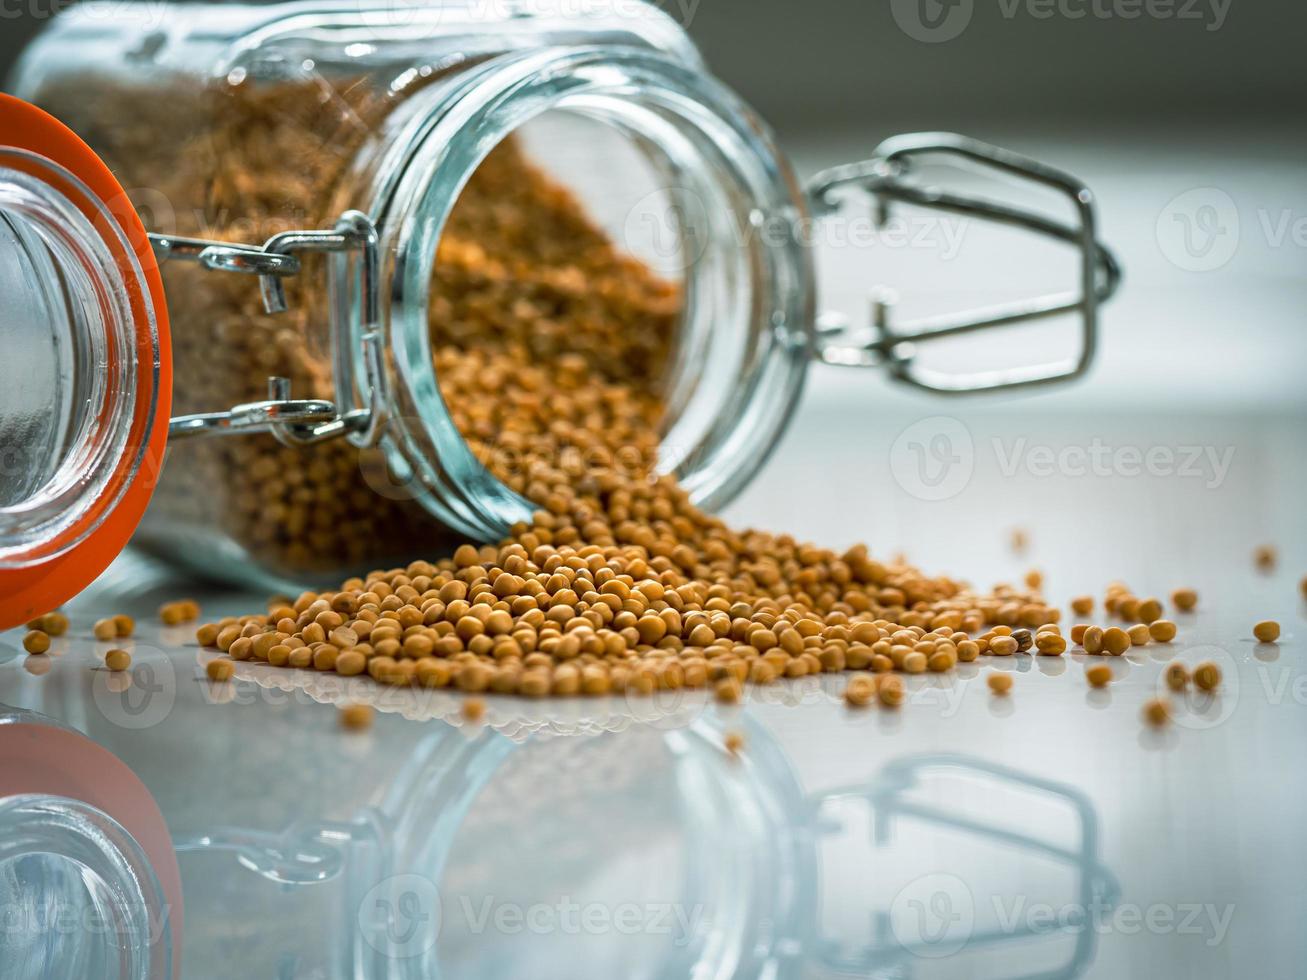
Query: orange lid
0 95 172 629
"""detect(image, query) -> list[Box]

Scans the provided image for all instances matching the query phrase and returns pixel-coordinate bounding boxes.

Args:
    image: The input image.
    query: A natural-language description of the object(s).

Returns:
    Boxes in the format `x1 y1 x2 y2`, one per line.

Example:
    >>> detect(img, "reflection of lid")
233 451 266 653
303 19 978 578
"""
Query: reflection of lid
0 95 171 629
0 714 182 978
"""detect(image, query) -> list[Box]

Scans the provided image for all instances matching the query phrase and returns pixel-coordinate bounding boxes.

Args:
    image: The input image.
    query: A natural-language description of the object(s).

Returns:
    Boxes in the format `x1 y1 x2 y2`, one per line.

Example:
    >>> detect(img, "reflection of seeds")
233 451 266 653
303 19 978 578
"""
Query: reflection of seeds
339 703 373 732
1253 620 1280 643
462 697 486 723
1086 664 1112 688
206 658 234 681
879 675 905 707
844 673 877 707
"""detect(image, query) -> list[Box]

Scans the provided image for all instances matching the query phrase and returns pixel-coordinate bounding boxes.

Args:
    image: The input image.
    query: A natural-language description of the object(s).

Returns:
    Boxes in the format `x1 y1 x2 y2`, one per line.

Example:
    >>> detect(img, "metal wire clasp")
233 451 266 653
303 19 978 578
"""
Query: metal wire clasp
806 133 1122 394
151 211 387 447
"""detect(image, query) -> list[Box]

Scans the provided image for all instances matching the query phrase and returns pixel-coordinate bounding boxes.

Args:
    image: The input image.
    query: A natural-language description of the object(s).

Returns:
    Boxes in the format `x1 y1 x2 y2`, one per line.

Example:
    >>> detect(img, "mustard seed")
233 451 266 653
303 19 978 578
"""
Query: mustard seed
1253 620 1280 643
1127 624 1151 647
1193 661 1222 692
1148 620 1177 643
1102 627 1131 656
1082 626 1104 654
1142 697 1171 727
1254 545 1276 573
206 659 235 682
1070 596 1094 616
92 618 118 641
27 612 69 637
1164 661 1189 691
1170 588 1198 612
112 614 135 638
462 697 487 723
1035 632 1066 656
104 649 131 672
22 631 50 655
1134 598 1162 624
989 636 1018 657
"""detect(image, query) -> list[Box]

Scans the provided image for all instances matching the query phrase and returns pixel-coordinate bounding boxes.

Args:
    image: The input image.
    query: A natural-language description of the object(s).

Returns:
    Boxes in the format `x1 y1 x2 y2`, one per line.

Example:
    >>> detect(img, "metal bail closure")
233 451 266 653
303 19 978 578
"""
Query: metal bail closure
806 133 1122 394
153 210 388 448
0 95 170 630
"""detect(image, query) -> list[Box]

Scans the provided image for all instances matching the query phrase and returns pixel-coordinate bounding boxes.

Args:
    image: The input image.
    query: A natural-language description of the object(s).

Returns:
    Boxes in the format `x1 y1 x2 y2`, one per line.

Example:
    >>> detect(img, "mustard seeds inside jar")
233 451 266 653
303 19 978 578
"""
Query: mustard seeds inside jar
11 0 1119 592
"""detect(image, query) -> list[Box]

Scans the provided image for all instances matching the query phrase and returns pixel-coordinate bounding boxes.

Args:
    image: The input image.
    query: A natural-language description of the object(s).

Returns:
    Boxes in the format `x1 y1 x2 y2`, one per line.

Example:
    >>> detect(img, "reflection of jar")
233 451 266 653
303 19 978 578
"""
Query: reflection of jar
2 1 1120 611
0 703 1118 979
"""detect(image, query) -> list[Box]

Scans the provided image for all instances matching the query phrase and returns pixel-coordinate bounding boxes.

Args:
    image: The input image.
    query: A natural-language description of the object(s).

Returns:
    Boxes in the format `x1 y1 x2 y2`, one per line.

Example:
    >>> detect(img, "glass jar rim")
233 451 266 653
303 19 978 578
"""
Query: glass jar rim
371 44 813 540
0 149 156 569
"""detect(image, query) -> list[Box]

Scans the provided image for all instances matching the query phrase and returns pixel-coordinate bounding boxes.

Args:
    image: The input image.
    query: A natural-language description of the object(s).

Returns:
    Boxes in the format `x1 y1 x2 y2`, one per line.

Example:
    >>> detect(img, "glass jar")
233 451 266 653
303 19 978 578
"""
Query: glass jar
3 0 1120 605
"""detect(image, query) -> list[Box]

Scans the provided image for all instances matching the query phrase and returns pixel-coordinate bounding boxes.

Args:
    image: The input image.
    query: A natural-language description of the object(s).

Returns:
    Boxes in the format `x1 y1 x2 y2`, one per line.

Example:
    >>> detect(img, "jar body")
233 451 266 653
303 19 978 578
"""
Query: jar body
13 1 814 590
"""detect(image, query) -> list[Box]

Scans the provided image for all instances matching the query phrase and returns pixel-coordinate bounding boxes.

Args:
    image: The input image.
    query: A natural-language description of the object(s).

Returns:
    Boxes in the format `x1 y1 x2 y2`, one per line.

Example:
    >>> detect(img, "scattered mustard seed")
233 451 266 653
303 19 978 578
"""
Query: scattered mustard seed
104 649 131 672
1149 620 1177 643
462 697 487 723
1164 661 1189 691
22 631 50 655
1193 661 1222 692
92 618 118 641
1070 596 1094 616
1142 697 1171 727
26 612 69 637
1253 621 1280 643
1127 624 1151 647
112 614 135 638
724 730 745 755
1170 588 1198 612
1102 627 1131 656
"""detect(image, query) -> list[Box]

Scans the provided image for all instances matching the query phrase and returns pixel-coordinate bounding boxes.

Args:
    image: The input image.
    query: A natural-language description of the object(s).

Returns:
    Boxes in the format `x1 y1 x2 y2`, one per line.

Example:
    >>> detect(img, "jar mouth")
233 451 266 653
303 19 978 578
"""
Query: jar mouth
0 150 158 569
374 47 813 540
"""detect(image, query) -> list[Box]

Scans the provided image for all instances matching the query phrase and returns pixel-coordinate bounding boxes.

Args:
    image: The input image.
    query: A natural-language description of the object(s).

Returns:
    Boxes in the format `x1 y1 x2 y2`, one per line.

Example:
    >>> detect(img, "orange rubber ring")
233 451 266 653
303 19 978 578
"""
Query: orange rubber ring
0 94 172 629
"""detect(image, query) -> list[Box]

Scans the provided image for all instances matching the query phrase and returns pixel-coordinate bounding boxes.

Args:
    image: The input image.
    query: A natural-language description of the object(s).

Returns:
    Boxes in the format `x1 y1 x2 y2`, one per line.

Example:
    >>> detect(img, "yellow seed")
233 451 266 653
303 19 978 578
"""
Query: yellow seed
104 649 131 672
1127 624 1151 647
1164 661 1189 691
1085 664 1112 687
1134 598 1162 624
92 618 118 641
196 623 220 647
902 651 927 674
989 635 1018 657
987 672 1013 695
339 703 374 731
1254 545 1276 572
715 678 742 704
22 631 50 655
206 658 235 682
1148 620 1176 642
1193 661 1222 691
1170 588 1198 612
844 673 877 706
1070 596 1093 616
1025 569 1043 590
1082 625 1104 654
955 640 979 662
1102 627 1131 656
1253 620 1280 643
27 612 69 637
724 730 745 755
1035 632 1066 656
1142 697 1171 727
112 614 135 638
